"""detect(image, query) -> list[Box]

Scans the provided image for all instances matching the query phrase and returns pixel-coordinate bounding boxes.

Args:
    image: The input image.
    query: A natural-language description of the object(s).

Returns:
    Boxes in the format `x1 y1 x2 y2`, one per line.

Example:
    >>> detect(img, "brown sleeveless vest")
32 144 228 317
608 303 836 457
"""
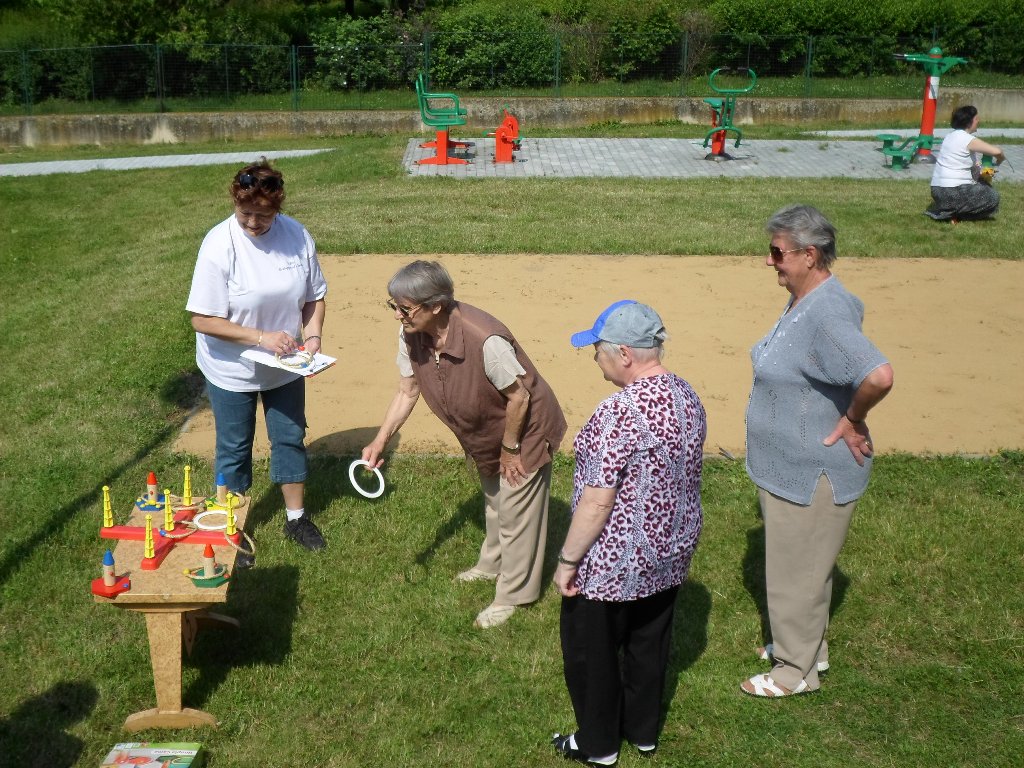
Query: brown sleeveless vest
406 302 567 476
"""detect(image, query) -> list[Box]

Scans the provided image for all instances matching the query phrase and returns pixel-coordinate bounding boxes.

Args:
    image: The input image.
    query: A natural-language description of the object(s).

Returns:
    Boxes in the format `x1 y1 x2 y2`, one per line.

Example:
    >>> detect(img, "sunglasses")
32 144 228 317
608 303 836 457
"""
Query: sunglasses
386 299 422 318
237 172 283 192
768 245 805 260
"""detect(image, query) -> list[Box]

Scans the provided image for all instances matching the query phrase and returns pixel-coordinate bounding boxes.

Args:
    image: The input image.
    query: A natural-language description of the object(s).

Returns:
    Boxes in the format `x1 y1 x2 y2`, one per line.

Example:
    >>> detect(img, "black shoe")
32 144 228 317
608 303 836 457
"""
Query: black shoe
551 733 618 766
234 549 256 569
283 516 326 551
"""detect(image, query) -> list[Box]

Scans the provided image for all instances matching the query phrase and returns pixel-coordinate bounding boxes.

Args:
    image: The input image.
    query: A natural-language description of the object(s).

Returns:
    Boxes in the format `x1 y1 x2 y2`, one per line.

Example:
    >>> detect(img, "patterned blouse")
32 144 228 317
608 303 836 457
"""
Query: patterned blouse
572 373 706 602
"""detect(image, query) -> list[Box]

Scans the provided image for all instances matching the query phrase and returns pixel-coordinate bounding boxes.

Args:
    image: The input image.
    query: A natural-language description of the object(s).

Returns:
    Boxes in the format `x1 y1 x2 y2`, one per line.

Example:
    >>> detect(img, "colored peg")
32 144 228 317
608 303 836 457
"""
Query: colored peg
102 549 116 586
202 543 216 578
226 494 237 536
147 471 158 504
163 489 174 531
144 514 155 559
102 485 114 527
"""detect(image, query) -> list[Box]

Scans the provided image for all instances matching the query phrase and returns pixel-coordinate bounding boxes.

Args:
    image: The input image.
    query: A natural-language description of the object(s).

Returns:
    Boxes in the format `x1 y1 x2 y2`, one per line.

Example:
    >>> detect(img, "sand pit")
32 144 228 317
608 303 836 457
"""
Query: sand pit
174 255 1024 461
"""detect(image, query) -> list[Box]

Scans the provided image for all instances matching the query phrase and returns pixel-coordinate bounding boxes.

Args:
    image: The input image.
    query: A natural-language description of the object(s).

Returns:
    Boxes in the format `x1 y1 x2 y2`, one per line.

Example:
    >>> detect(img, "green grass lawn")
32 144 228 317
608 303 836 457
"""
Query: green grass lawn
0 134 1021 767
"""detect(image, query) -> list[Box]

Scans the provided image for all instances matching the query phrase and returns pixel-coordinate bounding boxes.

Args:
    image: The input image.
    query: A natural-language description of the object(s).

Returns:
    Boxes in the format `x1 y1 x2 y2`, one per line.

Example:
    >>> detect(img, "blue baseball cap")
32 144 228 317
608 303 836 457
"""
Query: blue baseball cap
571 300 667 348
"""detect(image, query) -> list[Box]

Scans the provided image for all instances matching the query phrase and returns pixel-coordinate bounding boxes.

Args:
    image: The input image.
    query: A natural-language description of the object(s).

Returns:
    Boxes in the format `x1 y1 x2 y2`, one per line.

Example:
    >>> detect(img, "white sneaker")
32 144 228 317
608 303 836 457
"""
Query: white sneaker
454 567 498 583
758 643 830 673
474 604 515 629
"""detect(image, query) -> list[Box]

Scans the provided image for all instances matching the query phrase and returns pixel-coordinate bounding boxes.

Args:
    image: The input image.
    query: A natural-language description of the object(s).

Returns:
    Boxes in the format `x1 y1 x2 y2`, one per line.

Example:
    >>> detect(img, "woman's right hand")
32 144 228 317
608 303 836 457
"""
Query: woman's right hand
553 563 579 597
361 441 386 469
260 330 299 356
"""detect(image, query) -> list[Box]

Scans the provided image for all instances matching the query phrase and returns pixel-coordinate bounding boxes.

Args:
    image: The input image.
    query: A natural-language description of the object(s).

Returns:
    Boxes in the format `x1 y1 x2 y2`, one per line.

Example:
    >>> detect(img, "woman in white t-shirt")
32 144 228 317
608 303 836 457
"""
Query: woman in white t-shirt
186 159 328 564
925 105 1006 222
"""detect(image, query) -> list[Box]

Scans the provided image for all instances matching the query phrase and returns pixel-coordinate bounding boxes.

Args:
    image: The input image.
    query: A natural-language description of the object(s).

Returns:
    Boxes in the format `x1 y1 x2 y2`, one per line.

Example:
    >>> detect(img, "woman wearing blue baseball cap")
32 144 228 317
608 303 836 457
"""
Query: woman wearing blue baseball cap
552 300 706 765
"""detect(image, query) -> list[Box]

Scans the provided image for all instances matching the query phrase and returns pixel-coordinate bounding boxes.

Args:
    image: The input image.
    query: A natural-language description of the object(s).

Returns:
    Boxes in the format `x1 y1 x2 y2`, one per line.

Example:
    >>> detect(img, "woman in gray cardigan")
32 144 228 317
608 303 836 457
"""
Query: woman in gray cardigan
742 204 894 697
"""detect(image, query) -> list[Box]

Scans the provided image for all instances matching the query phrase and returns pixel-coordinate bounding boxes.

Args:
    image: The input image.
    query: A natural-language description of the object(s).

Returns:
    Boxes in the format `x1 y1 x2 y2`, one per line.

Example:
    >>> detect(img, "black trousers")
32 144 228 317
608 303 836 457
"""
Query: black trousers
559 586 679 757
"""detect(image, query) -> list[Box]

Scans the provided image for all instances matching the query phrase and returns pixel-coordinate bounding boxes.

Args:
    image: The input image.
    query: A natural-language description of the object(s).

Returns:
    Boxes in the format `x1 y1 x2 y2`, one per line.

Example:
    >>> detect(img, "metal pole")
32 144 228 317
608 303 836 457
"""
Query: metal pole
804 36 814 97
680 30 689 97
291 46 299 111
156 44 165 113
554 33 561 98
21 49 31 113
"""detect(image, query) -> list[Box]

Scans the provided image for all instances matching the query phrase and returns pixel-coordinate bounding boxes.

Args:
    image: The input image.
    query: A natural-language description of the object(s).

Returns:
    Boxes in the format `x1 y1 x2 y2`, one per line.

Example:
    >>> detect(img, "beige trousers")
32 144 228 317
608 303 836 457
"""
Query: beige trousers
477 462 552 606
761 474 856 690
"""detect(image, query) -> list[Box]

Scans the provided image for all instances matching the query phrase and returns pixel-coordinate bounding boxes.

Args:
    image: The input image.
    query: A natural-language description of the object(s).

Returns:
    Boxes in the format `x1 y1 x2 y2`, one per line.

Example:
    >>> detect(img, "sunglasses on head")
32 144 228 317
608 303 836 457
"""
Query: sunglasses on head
237 172 283 192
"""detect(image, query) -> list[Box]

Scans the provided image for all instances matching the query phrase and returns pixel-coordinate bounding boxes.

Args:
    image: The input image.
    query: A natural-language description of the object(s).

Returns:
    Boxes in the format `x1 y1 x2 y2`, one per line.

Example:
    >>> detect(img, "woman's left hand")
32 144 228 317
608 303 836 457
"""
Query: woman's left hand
302 335 322 355
500 453 528 487
823 416 874 466
553 563 579 597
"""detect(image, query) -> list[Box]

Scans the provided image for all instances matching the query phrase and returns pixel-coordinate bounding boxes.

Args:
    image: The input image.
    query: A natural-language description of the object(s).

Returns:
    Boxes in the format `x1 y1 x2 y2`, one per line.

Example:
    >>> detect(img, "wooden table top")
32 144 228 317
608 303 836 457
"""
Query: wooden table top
94 497 249 607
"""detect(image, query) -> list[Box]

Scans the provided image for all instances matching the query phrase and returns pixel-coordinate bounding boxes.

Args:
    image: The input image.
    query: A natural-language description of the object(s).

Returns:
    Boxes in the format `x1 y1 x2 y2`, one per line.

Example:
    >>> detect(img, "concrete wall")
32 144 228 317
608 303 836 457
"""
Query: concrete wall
1 88 1019 149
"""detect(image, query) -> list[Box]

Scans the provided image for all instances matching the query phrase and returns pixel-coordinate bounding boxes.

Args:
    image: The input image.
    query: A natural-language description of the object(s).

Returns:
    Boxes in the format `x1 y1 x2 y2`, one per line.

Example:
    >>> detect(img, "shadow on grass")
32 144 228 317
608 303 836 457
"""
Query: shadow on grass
0 681 97 766
184 564 300 706
307 427 389 465
305 452 395 511
413 487 486 571
241 452 383 534
661 579 713 723
741 510 851 649
540 495 573 598
0 422 180 591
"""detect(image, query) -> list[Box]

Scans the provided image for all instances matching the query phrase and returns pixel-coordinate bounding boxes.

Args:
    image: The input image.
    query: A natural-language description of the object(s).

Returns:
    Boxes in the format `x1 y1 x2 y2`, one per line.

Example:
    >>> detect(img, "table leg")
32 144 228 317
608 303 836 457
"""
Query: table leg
122 609 218 731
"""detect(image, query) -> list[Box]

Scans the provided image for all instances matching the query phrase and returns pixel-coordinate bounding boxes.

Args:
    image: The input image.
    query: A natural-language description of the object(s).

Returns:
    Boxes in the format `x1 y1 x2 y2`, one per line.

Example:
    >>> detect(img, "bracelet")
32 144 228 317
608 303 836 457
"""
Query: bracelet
557 551 580 567
845 410 864 424
304 335 321 344
256 330 263 347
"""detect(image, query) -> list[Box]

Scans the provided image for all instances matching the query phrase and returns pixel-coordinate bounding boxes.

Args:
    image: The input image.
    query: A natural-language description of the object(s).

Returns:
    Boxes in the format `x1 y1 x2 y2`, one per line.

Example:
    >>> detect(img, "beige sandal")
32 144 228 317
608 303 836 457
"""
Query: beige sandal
473 604 515 629
741 673 811 698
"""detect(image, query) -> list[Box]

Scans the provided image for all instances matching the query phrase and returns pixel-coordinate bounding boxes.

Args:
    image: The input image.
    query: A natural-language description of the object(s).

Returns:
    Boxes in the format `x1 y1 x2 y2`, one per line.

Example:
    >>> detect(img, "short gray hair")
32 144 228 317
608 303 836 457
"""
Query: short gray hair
766 204 837 269
597 340 664 364
387 260 455 309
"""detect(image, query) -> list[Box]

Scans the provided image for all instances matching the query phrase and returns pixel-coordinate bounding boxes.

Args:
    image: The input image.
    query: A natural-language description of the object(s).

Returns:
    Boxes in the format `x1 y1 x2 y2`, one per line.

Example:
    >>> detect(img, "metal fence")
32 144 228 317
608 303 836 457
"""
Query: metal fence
0 29 1016 116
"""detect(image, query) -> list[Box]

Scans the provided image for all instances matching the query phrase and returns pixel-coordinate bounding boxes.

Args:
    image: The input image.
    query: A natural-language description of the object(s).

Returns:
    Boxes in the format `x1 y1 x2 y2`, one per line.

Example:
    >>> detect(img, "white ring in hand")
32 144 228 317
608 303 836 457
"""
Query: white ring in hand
348 459 385 499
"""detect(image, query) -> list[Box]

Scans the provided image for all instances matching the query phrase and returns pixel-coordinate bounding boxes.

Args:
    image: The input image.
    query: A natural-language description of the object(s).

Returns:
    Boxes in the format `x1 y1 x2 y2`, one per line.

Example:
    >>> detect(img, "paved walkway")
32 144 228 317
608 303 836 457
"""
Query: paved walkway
0 148 333 177
2 138 1019 182
403 137 1023 181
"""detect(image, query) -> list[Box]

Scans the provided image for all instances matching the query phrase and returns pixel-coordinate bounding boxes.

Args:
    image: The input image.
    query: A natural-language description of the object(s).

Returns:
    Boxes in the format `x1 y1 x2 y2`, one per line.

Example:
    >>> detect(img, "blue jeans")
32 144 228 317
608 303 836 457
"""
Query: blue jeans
205 377 307 493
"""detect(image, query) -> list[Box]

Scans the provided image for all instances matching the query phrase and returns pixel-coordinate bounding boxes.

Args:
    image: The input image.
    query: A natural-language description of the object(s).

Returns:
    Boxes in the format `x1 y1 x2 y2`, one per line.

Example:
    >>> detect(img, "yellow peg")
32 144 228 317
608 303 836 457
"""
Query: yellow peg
144 514 155 559
182 465 193 507
226 494 237 536
163 489 174 531
102 485 114 527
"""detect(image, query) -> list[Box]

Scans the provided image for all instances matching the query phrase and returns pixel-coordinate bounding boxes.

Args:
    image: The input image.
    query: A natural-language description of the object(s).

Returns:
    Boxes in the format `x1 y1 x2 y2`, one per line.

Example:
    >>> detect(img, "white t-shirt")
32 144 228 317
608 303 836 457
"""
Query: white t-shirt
396 327 525 390
931 129 977 187
187 213 328 392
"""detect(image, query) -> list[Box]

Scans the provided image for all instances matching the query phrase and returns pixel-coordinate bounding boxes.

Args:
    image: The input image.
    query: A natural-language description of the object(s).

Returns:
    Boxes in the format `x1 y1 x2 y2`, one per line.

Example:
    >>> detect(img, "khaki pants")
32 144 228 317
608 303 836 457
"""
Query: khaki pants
477 462 552 606
761 475 856 690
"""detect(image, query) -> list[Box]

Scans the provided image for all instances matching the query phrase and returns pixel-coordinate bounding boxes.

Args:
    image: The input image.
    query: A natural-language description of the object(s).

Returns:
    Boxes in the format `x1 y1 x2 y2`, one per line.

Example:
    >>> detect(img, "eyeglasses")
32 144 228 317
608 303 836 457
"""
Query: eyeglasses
237 172 283 192
768 245 806 261
387 299 422 318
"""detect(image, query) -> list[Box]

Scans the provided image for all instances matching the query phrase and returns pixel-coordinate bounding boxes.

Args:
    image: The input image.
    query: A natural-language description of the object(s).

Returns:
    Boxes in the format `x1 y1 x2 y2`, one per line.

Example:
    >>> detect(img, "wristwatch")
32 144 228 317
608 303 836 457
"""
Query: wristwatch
501 442 521 455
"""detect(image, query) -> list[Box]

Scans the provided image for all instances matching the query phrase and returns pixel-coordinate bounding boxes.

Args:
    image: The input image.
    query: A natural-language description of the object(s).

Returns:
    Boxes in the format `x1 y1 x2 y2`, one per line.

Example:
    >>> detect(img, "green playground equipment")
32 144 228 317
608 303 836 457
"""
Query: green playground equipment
703 67 757 161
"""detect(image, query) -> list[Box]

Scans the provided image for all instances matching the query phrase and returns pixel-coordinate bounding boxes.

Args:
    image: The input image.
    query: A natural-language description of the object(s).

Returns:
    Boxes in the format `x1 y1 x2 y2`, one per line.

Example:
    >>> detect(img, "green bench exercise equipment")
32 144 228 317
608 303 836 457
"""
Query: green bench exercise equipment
702 67 757 161
415 72 472 166
875 133 940 170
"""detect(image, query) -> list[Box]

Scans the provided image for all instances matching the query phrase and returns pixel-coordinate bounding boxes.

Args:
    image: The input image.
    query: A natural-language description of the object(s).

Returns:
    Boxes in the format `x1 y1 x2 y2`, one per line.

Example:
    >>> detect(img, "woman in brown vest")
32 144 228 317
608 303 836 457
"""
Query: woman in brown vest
361 260 567 629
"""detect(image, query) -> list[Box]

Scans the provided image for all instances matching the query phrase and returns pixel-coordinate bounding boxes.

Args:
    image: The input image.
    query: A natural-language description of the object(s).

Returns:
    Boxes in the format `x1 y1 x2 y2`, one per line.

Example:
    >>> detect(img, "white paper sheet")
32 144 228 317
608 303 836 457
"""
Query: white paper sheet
241 348 337 377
